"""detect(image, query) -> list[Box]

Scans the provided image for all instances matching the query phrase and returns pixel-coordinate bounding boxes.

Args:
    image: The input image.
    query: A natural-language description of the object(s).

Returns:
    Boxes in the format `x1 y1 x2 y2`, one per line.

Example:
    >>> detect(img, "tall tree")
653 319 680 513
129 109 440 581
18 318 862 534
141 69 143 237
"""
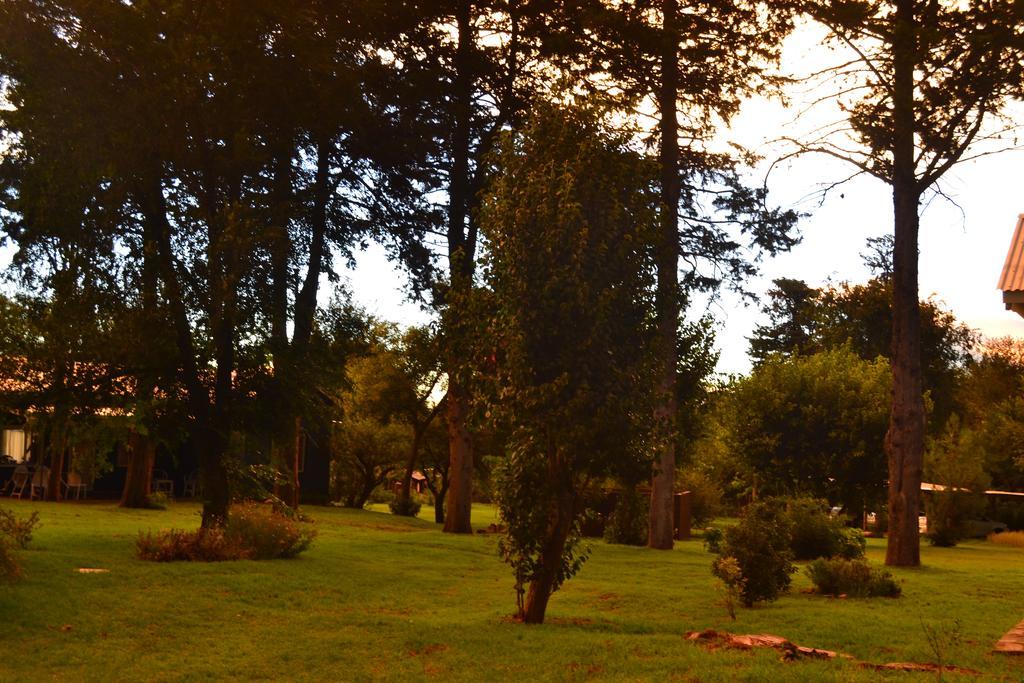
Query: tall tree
589 0 800 548
798 0 1024 565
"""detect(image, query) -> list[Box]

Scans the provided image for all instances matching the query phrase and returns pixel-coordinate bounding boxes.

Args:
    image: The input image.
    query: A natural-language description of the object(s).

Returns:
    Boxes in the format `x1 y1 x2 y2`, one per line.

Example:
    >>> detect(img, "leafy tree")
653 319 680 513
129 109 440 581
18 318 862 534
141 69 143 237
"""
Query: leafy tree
750 267 977 431
749 278 821 364
480 101 659 623
725 347 892 514
797 0 1024 566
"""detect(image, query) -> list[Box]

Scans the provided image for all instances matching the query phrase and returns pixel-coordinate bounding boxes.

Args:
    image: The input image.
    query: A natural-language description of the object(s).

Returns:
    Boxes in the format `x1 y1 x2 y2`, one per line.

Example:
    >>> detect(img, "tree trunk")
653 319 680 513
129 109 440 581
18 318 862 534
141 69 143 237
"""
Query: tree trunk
45 427 66 502
443 379 474 533
121 432 156 508
884 0 924 567
523 462 577 624
198 426 230 527
434 483 447 524
398 428 424 510
648 0 680 551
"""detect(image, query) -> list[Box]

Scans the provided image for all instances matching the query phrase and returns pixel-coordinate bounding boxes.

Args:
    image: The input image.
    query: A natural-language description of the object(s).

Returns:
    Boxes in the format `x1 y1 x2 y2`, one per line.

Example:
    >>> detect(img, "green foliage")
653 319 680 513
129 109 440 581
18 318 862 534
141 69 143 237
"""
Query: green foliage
480 101 660 620
603 488 648 546
805 557 901 598
748 272 976 430
145 492 170 511
925 419 990 547
137 503 314 562
710 500 796 607
0 506 39 581
712 556 745 621
787 498 865 561
0 507 40 549
389 496 422 517
725 347 891 511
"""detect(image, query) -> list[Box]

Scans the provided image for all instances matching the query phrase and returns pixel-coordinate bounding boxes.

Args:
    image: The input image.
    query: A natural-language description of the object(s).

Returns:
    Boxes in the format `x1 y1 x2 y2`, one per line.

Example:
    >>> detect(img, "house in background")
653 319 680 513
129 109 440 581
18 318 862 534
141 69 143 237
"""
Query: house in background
998 214 1024 317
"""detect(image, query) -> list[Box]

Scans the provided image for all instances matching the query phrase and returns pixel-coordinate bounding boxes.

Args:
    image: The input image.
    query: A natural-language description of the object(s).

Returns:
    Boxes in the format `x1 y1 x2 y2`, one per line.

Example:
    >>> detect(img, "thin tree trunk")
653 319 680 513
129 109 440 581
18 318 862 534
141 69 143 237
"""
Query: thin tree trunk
884 0 924 567
523 459 577 624
398 429 424 510
44 424 66 502
648 0 680 550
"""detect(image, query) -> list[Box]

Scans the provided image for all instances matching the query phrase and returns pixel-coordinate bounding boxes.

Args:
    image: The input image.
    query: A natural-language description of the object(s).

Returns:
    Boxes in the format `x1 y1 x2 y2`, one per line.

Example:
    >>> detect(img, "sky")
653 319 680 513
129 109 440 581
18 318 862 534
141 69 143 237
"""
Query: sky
343 22 1024 376
3 22 1023 377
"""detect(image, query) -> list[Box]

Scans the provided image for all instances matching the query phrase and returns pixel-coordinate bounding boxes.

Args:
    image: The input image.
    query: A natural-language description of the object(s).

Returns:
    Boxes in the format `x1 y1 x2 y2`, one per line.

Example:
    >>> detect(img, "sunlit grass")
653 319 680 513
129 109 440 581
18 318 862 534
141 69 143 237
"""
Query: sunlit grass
1 499 1022 681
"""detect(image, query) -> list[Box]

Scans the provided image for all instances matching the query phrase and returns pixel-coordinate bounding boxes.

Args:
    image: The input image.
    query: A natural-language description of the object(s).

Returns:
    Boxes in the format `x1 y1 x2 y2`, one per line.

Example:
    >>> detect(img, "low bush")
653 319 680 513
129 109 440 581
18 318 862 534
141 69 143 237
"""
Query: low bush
226 503 316 559
137 503 315 562
389 496 422 517
604 487 648 546
804 557 901 598
988 530 1024 548
787 498 864 560
0 507 40 581
0 508 40 549
146 491 170 510
710 499 795 606
136 527 242 562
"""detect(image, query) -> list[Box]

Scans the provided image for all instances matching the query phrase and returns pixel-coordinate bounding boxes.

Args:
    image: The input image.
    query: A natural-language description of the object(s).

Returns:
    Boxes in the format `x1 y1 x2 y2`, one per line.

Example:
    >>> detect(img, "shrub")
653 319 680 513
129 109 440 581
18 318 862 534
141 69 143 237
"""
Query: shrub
805 557 901 598
146 491 170 510
713 555 745 620
710 499 795 606
0 508 40 549
0 538 20 581
988 530 1024 548
604 487 648 546
226 503 316 559
0 507 40 581
389 496 422 517
787 498 864 560
136 527 242 562
137 503 315 562
703 526 723 554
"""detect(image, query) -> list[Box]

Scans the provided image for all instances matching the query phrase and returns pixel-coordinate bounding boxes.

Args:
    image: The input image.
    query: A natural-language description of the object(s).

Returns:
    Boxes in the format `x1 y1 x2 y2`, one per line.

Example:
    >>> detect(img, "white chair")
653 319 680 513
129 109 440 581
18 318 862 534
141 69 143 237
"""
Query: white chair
4 465 29 498
151 469 174 497
30 466 50 499
64 471 88 500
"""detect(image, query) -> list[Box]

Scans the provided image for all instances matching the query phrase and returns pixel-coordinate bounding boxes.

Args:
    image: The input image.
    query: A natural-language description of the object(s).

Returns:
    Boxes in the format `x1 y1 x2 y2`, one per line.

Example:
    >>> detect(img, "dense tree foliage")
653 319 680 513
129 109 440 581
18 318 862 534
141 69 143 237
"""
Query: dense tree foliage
481 102 659 623
726 347 892 514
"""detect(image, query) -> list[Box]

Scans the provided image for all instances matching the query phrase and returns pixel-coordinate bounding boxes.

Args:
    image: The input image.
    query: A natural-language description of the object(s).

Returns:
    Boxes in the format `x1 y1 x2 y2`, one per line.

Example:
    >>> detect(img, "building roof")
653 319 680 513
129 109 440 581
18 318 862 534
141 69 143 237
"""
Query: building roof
997 214 1024 317
998 214 1024 291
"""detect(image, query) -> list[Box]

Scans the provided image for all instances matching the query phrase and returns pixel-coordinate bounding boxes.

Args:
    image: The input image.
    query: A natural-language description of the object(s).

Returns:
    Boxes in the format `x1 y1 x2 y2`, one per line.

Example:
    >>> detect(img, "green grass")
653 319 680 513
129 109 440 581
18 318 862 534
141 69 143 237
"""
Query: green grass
2 500 1023 682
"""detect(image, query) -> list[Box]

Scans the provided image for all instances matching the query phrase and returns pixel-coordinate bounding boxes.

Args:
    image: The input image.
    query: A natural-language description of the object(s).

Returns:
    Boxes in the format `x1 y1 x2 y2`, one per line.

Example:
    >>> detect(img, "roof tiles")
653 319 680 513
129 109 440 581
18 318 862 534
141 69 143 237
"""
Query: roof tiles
998 214 1024 292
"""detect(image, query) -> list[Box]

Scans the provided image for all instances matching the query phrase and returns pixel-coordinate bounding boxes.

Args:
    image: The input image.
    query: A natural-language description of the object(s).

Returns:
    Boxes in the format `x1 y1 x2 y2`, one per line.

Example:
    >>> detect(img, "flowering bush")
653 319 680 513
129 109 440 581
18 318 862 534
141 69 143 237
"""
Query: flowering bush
136 502 315 562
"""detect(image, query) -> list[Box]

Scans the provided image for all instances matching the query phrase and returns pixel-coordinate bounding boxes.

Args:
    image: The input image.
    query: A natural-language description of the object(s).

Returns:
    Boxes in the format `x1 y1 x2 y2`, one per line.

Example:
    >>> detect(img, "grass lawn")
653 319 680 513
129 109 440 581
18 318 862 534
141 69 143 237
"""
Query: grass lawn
2 500 1023 682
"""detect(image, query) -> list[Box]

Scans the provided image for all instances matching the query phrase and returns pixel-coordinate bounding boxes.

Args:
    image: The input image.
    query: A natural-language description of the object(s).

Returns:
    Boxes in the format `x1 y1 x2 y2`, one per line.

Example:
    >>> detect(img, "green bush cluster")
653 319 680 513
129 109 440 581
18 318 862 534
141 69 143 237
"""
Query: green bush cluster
710 499 795 606
603 488 648 546
788 498 865 560
0 508 40 581
137 502 315 562
389 496 422 517
805 557 901 597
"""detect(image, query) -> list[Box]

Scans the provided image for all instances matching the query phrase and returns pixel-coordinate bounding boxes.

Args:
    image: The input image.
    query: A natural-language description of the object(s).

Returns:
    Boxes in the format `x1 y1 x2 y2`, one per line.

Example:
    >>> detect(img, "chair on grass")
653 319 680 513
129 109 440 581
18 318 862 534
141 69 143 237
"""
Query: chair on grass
183 470 201 498
151 469 174 497
4 465 29 498
63 471 88 500
30 466 50 499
